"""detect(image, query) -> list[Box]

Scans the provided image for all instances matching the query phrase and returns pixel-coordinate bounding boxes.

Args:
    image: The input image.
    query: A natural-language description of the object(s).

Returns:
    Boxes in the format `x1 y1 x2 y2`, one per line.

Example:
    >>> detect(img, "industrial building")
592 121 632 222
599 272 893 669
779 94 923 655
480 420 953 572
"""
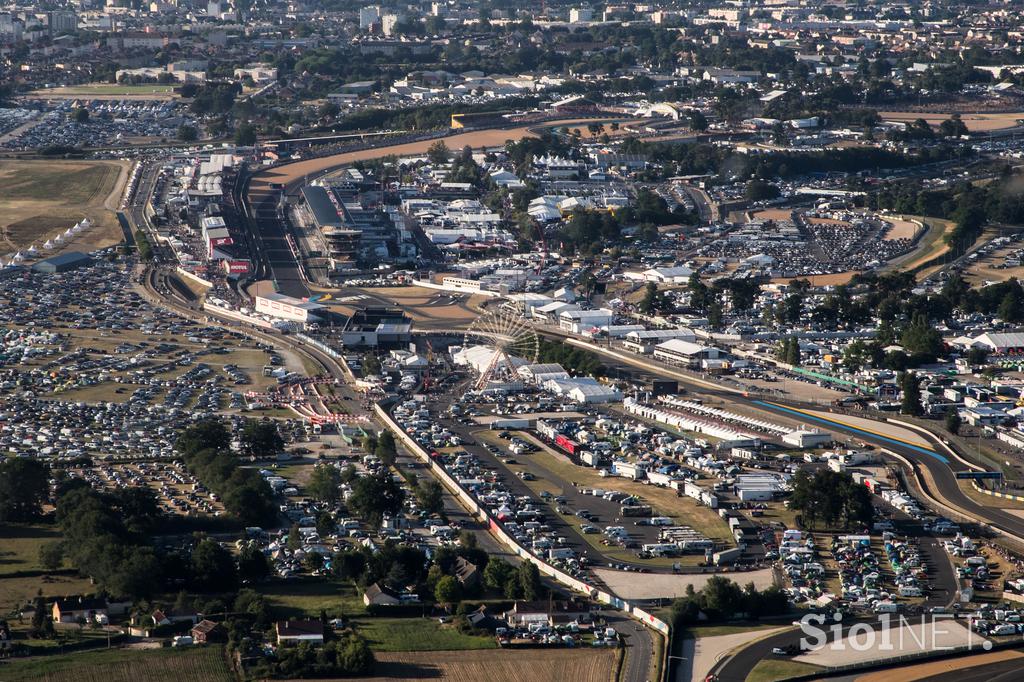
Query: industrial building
31 251 92 273
339 306 412 348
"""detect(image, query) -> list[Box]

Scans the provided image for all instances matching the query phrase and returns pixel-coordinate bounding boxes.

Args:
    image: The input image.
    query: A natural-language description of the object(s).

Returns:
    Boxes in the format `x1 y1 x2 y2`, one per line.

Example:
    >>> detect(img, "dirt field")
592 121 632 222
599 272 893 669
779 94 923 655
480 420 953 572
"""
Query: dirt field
751 209 794 222
880 111 1024 132
251 118 618 190
794 620 980 667
772 272 860 286
593 567 775 600
880 215 956 277
964 241 1024 284
853 649 1024 682
0 159 127 258
322 285 486 329
345 648 618 682
885 217 921 241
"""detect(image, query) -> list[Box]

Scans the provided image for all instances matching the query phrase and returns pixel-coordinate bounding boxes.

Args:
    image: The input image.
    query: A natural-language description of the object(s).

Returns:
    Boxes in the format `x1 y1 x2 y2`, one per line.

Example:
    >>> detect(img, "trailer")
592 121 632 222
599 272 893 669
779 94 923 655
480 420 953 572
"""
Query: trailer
621 504 653 517
554 434 580 456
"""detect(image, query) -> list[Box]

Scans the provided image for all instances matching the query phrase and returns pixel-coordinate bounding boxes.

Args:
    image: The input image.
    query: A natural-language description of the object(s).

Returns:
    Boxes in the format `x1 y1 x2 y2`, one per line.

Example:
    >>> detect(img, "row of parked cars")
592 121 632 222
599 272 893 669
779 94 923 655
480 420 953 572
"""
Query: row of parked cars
392 400 591 579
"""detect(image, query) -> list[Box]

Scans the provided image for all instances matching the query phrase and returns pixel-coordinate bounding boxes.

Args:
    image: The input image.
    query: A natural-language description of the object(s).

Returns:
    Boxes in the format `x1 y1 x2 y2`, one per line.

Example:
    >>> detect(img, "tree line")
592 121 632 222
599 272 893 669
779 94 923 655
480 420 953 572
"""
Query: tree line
176 419 278 526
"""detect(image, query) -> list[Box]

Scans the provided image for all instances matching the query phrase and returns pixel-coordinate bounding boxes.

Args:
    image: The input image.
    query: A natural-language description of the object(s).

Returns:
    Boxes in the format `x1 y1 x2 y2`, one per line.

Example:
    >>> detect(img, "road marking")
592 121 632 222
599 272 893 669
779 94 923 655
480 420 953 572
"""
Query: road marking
753 401 950 464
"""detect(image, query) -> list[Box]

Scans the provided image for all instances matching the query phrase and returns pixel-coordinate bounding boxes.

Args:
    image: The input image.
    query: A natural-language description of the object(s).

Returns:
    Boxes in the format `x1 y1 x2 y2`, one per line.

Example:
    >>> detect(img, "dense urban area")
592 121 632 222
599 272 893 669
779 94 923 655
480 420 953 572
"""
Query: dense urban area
9 1 1024 682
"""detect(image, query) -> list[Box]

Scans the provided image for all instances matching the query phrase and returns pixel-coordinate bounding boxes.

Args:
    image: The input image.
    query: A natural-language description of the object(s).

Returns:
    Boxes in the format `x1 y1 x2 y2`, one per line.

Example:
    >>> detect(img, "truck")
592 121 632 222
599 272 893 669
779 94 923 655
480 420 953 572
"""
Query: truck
621 504 653 517
873 601 901 614
713 547 743 566
554 434 580 456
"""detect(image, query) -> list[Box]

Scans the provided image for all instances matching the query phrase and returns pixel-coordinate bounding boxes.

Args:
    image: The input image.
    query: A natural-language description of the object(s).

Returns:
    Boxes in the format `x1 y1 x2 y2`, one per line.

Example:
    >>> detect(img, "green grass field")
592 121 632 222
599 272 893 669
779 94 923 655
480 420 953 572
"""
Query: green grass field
746 658 822 682
0 524 61 575
261 579 368 619
32 84 177 96
353 616 498 652
0 645 232 682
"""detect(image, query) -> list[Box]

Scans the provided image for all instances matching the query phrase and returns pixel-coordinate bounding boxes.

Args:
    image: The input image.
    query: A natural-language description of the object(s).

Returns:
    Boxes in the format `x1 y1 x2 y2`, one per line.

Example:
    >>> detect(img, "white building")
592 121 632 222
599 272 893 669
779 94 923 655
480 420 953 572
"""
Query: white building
254 293 324 324
559 308 614 334
652 339 721 367
544 377 621 404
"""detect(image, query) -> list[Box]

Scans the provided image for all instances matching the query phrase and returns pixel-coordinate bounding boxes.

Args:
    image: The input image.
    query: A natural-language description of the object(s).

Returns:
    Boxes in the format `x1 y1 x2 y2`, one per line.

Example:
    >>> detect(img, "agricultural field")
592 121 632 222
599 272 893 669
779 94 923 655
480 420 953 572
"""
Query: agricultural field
0 160 127 257
346 647 618 682
0 644 232 682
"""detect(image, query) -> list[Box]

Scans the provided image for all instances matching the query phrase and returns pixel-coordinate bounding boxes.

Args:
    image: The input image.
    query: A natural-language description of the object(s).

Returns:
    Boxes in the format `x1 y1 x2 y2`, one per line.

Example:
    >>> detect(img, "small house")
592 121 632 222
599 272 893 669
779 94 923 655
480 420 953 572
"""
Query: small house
363 582 402 606
191 619 227 644
275 620 325 645
52 596 108 624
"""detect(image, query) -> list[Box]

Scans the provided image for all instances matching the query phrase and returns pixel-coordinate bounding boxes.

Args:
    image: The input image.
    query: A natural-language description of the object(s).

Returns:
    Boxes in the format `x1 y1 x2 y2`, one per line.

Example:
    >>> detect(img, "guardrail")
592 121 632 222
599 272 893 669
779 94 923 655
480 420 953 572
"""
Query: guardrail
971 480 1024 503
373 404 672 675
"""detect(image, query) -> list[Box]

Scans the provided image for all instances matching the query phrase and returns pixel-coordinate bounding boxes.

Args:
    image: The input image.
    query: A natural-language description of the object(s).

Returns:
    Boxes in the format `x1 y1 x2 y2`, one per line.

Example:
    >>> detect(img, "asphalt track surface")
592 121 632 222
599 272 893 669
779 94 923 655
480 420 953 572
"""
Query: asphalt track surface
550 337 1024 545
239 118 621 300
918 654 1024 681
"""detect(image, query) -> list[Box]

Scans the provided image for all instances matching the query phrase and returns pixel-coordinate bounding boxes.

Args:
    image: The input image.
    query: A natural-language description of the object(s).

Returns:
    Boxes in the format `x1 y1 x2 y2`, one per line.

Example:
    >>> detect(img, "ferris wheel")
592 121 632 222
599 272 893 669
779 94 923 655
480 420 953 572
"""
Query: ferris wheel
463 304 539 389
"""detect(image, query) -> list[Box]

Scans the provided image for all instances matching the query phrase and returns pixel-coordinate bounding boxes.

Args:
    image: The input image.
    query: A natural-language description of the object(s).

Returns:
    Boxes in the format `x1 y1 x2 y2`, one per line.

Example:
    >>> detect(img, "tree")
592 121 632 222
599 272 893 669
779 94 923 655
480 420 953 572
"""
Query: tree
39 541 63 571
689 109 708 132
745 179 780 202
415 479 445 517
967 347 989 366
288 522 303 552
176 419 231 455
434 575 462 606
240 420 284 458
638 282 662 314
191 538 238 592
900 313 944 360
518 561 542 601
375 431 397 467
0 458 49 521
945 410 962 435
427 140 451 165
700 576 745 620
361 353 382 378
307 465 343 504
238 542 272 583
348 471 406 528
998 289 1024 322
29 595 55 639
72 107 89 123
483 557 516 593
337 635 375 674
788 469 874 530
234 122 257 146
177 124 198 142
319 101 340 119
900 372 923 416
938 114 968 138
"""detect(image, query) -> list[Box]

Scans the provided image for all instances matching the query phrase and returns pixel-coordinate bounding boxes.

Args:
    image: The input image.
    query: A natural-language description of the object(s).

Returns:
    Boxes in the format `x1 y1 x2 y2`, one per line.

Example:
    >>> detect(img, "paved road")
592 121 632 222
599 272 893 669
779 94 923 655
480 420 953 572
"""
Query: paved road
917 653 1024 682
541 333 1024 546
241 173 310 299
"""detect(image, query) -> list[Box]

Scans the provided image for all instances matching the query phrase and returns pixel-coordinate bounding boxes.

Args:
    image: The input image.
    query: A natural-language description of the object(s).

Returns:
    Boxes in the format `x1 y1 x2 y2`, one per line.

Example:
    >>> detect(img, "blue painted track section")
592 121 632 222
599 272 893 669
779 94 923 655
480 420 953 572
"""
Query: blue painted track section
752 400 950 464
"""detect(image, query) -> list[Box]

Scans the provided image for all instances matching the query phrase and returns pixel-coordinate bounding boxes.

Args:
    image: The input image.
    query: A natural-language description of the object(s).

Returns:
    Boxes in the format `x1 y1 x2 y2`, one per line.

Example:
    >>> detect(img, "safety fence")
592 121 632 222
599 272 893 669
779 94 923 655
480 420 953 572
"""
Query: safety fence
373 404 672 666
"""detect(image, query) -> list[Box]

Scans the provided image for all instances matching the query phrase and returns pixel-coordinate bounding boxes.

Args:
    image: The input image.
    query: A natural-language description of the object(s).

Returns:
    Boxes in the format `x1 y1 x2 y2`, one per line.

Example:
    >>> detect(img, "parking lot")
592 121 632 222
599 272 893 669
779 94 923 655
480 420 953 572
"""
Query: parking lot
0 255 297 460
1 99 200 150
